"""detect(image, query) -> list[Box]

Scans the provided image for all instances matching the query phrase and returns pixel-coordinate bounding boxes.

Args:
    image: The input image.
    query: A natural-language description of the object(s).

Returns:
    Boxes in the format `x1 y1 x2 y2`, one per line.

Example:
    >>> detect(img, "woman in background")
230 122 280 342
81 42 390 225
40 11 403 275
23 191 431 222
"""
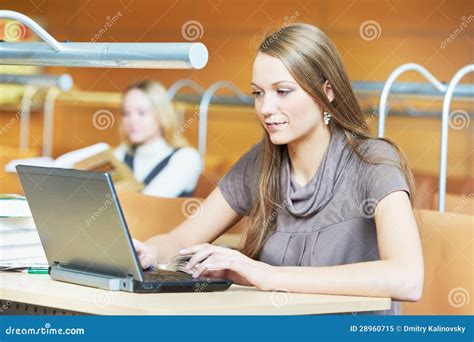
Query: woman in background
114 80 202 197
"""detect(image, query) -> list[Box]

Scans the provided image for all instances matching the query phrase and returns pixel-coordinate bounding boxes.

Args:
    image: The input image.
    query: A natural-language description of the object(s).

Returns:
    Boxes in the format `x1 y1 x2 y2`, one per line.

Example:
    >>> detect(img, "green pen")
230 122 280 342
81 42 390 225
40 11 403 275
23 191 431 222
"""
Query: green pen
23 267 49 275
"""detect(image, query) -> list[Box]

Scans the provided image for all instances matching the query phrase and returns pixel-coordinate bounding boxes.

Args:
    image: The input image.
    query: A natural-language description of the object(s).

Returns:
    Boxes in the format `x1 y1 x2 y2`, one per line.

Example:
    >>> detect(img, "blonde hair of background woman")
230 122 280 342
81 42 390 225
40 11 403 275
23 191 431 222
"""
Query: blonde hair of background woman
242 23 416 259
120 80 188 150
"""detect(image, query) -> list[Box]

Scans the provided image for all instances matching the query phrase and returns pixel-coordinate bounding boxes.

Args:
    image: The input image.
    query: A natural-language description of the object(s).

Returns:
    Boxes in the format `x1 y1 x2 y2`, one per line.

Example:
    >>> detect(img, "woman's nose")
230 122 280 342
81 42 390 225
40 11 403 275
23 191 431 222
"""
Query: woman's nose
124 112 140 123
259 97 279 116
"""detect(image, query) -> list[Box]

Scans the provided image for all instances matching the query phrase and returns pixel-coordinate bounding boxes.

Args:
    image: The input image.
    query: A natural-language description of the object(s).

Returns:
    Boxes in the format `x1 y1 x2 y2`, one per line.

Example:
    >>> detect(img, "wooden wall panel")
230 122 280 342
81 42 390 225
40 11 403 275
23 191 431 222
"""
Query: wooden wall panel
1 0 472 195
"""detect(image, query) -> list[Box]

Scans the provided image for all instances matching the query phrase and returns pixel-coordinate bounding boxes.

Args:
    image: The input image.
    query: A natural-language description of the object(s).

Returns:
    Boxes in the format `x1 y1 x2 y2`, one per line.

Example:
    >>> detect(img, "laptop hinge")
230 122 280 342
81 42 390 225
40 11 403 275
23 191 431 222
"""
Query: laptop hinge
50 263 134 291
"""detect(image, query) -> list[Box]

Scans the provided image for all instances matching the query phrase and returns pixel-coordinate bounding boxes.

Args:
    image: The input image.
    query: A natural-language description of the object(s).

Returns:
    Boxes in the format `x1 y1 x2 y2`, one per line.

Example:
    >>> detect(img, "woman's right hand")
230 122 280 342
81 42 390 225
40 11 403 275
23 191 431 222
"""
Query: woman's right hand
132 239 155 269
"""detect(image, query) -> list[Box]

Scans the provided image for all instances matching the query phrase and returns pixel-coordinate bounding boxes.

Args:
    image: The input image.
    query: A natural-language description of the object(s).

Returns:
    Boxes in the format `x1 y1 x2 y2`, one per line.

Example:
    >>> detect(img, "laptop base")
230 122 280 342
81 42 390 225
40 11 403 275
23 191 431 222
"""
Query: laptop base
50 263 134 291
50 263 232 293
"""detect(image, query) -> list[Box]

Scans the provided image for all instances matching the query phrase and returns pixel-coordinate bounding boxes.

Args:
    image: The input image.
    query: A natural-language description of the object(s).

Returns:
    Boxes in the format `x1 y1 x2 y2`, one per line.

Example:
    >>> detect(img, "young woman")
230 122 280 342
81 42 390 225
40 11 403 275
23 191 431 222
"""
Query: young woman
114 80 202 197
133 24 424 315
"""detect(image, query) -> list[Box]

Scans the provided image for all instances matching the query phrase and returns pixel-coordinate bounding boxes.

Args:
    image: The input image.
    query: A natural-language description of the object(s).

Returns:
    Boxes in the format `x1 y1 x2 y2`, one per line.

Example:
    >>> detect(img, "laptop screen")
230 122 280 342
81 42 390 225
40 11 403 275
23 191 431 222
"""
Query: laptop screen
16 165 143 281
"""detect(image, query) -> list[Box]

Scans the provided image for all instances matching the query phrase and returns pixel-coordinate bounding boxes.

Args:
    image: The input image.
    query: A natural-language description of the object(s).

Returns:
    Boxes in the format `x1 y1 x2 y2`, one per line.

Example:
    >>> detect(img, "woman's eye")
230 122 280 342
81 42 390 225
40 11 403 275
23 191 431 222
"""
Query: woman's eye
277 89 291 95
251 91 262 98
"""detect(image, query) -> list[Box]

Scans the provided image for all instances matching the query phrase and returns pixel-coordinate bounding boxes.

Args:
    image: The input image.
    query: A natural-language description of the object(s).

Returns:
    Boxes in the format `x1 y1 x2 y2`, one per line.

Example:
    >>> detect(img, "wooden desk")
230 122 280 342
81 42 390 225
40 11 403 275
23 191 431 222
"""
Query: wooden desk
0 273 391 315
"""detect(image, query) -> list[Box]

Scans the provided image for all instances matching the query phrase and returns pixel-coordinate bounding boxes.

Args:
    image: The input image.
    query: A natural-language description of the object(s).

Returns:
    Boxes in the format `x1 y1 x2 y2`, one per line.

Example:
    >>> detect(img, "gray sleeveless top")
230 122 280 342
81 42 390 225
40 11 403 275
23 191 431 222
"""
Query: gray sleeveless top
218 125 410 315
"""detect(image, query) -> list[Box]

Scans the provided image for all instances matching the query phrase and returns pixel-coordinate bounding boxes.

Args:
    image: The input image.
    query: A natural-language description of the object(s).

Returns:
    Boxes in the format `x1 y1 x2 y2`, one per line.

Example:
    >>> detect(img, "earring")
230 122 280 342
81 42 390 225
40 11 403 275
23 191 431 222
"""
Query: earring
323 111 331 125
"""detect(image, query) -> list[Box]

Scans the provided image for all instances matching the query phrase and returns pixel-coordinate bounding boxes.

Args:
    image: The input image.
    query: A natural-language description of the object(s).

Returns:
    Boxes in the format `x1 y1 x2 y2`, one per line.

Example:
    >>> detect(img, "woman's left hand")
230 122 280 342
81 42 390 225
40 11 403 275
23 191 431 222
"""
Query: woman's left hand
179 243 275 290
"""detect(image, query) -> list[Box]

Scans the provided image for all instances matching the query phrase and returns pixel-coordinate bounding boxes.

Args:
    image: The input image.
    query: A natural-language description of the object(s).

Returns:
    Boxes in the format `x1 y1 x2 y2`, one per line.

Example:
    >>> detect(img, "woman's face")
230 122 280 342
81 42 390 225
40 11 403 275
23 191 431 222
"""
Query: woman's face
251 52 328 145
122 88 161 145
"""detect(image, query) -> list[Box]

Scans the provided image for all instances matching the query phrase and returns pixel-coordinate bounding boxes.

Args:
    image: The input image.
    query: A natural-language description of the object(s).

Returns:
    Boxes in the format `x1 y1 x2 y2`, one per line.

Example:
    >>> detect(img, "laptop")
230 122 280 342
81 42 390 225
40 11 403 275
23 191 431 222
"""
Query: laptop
16 165 232 293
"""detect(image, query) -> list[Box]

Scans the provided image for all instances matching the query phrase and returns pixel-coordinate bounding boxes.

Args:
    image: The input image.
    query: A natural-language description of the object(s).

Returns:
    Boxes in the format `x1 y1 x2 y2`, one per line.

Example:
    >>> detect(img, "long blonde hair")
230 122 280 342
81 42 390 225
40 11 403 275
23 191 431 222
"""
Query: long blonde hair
121 80 188 149
242 23 415 259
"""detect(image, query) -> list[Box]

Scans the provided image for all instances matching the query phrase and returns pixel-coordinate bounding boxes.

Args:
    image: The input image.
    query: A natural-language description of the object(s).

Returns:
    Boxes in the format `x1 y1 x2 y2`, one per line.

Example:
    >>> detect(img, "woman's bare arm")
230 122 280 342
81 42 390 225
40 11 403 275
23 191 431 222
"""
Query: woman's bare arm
185 191 424 302
264 191 424 301
135 187 242 267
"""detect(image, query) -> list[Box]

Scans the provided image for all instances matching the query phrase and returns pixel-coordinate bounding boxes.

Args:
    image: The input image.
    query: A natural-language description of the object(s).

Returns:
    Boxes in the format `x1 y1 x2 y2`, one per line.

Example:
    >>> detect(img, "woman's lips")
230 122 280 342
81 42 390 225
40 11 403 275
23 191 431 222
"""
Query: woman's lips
265 121 289 131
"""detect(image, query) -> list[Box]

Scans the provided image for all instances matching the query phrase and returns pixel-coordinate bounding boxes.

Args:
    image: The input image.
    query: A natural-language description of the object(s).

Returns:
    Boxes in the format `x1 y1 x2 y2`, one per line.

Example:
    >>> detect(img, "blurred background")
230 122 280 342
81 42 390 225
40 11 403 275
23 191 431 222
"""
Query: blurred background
0 0 472 213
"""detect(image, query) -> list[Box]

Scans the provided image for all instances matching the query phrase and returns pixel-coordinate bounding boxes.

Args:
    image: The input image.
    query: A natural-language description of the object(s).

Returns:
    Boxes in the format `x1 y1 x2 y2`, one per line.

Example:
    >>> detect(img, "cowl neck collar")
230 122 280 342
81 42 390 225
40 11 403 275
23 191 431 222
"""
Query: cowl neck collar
281 125 352 217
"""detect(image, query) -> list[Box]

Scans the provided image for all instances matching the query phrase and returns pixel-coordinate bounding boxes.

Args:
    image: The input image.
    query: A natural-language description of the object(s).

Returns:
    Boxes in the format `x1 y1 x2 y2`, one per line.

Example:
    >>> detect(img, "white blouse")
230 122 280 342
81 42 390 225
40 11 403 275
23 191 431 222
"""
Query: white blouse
113 138 202 198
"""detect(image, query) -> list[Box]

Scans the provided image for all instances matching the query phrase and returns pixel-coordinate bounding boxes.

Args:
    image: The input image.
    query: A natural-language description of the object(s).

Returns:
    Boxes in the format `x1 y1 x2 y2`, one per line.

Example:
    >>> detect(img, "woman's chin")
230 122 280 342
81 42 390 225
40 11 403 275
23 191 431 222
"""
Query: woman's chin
268 132 290 145
128 137 145 145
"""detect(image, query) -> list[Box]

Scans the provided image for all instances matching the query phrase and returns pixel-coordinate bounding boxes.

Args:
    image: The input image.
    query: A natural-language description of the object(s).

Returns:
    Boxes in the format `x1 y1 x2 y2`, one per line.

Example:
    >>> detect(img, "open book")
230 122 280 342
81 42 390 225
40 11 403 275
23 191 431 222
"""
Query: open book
158 254 194 274
5 143 143 192
5 143 109 171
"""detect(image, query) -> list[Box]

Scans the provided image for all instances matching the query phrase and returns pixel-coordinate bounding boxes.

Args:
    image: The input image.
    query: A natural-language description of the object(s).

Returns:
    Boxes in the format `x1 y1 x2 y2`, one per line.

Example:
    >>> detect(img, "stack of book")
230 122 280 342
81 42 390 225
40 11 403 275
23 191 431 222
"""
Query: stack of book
0 194 47 265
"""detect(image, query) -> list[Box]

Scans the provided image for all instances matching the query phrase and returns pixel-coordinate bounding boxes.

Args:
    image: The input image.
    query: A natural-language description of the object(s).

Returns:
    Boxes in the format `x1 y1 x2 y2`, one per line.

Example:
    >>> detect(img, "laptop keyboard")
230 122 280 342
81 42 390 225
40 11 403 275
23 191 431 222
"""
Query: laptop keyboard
144 268 194 282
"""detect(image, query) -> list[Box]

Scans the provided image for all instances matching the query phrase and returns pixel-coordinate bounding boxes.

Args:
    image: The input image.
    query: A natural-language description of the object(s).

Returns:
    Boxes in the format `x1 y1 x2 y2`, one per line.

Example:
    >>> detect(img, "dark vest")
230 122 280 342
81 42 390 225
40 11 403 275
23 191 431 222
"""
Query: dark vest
124 148 193 197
